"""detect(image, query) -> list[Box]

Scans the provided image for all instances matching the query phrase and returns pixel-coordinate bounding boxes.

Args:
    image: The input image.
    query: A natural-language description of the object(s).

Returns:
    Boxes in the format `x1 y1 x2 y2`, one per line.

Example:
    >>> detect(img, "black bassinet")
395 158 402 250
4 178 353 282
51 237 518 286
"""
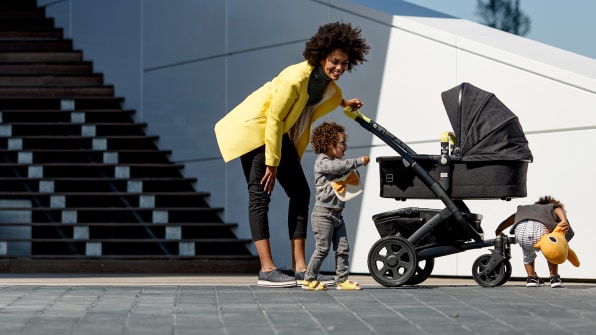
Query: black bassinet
378 82 533 200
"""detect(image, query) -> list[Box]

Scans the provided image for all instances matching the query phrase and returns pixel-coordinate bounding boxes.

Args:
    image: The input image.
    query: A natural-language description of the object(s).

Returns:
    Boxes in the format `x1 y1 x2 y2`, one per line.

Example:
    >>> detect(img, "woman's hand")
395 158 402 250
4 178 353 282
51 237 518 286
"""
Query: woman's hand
341 98 363 109
260 165 277 194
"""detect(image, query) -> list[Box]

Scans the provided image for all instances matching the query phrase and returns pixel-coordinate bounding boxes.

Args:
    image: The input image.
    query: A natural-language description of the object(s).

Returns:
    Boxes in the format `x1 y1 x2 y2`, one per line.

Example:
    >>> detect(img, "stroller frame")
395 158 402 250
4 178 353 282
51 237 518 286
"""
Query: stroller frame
344 83 528 287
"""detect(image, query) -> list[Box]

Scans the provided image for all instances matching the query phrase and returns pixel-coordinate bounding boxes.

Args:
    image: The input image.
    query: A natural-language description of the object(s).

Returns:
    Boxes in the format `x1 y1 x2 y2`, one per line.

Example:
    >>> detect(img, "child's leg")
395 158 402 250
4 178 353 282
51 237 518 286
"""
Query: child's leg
547 261 558 277
333 215 350 284
547 261 563 288
523 261 537 277
304 207 335 281
515 220 548 276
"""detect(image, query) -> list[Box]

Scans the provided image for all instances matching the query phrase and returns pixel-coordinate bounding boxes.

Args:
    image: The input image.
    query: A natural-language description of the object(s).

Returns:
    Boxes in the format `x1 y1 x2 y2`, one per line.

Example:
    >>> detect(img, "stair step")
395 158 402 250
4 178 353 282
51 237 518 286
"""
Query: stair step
0 51 83 63
0 109 135 123
0 192 211 207
0 0 37 9
9 238 250 243
17 232 244 243
0 258 260 274
27 223 240 240
19 222 231 227
3 123 147 136
0 18 54 30
0 190 209 197
3 239 253 258
0 39 73 52
0 163 185 178
0 97 124 109
0 9 45 20
0 86 114 97
0 62 94 75
0 135 159 150
0 149 172 164
0 30 63 39
0 177 198 193
29 240 253 257
0 75 103 86
0 206 223 223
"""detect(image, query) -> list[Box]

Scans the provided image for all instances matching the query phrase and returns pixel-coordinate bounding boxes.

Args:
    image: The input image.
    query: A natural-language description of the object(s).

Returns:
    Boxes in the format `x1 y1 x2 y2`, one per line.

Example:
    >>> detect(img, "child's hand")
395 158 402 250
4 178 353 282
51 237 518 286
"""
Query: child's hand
361 156 370 166
557 220 569 232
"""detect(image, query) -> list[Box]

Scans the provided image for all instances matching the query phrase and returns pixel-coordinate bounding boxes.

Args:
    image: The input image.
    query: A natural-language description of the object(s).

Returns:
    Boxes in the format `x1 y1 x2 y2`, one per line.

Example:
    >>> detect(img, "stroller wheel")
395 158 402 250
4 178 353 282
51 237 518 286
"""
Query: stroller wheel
496 259 512 286
367 236 417 287
471 254 511 287
405 258 435 286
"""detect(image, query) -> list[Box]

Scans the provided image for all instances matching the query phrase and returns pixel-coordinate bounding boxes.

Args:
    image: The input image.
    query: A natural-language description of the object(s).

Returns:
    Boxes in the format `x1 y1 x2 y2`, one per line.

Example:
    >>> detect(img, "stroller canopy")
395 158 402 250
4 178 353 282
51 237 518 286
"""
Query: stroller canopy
441 83 533 162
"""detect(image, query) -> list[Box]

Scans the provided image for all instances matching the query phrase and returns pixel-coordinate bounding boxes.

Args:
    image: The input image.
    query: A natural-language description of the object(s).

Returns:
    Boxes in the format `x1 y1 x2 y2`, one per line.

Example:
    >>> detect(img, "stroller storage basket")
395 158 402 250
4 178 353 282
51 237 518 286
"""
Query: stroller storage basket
378 156 528 199
372 207 483 246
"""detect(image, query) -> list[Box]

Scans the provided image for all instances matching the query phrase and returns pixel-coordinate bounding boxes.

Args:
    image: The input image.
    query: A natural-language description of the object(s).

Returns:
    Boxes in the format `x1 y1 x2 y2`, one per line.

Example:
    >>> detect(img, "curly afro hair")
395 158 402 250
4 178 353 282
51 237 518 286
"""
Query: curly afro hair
535 195 565 211
303 21 370 72
311 121 346 154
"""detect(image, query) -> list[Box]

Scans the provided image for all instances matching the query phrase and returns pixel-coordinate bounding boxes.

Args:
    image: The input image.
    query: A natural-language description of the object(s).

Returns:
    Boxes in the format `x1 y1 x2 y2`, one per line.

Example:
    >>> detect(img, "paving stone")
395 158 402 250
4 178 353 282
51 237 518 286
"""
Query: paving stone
0 278 595 334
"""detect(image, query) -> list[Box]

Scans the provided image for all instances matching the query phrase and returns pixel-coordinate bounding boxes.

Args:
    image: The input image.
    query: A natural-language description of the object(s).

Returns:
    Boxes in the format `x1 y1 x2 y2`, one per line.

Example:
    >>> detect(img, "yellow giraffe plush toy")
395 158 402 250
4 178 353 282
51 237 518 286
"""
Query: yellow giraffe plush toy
534 224 580 266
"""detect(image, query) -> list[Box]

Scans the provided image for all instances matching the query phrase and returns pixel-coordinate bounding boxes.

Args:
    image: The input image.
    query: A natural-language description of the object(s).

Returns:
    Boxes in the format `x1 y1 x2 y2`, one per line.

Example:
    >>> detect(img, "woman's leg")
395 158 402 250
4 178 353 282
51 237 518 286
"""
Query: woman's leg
276 135 310 271
291 239 307 272
240 147 275 272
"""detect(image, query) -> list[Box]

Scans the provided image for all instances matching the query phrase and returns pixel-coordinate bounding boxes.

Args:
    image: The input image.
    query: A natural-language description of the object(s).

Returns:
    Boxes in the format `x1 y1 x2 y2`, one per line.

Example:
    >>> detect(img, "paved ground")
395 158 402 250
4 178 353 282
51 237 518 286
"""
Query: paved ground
0 274 595 335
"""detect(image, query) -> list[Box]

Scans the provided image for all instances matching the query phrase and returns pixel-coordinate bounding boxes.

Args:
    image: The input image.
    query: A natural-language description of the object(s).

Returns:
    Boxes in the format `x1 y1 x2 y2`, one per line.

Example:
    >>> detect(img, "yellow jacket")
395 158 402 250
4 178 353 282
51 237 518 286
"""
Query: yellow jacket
214 61 342 166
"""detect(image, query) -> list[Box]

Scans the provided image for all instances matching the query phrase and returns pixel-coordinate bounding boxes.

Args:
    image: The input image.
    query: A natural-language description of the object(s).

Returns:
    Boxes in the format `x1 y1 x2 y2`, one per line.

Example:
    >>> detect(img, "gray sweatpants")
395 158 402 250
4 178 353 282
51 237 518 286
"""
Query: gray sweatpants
305 206 350 283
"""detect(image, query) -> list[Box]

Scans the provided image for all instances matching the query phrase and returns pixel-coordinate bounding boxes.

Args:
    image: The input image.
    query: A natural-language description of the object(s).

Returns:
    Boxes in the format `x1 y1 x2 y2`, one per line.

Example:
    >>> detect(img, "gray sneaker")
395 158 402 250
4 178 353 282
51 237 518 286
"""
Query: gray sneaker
294 271 335 285
257 269 297 288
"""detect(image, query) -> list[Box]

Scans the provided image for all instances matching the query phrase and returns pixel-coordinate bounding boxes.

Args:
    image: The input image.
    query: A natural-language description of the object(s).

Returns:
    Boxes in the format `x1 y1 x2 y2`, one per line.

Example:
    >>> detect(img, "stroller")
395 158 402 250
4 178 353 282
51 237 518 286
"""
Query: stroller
344 82 533 287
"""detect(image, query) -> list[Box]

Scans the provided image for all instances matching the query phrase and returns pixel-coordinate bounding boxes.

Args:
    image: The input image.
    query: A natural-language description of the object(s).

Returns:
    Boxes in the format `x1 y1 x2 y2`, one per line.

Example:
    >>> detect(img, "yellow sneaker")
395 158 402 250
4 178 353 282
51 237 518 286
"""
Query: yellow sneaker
336 279 361 290
301 280 326 291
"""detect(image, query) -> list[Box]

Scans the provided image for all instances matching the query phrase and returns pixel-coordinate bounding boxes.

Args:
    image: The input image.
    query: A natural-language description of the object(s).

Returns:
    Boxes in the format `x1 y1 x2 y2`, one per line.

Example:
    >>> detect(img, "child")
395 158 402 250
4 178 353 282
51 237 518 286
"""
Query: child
302 121 370 290
495 195 574 288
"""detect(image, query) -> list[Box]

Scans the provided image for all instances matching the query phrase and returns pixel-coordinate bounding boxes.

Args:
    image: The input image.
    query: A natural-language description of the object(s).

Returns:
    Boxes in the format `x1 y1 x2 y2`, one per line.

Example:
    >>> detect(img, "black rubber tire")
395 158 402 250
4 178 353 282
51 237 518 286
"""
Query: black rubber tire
367 236 418 287
471 254 509 287
405 258 435 286
496 259 512 286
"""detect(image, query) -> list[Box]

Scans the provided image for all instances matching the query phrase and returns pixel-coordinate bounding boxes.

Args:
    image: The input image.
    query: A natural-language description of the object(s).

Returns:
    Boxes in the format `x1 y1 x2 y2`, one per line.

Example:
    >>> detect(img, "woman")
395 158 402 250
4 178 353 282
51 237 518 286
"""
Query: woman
214 21 370 287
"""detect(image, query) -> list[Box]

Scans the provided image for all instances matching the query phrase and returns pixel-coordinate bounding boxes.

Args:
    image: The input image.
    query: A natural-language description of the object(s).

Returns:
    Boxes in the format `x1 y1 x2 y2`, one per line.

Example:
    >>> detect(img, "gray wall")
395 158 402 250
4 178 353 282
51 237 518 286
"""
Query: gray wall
38 0 596 278
38 0 389 271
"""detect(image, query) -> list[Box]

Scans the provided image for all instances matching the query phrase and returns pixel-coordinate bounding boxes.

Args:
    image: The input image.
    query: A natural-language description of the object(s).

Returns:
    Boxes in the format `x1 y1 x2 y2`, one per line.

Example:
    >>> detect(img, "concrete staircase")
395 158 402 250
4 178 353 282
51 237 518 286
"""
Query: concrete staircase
0 0 259 273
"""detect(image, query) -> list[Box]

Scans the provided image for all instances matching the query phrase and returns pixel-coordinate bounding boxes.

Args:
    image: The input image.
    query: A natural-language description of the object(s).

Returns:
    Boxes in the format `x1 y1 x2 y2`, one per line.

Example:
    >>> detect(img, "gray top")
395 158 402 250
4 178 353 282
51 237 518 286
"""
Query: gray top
511 203 574 241
313 153 364 210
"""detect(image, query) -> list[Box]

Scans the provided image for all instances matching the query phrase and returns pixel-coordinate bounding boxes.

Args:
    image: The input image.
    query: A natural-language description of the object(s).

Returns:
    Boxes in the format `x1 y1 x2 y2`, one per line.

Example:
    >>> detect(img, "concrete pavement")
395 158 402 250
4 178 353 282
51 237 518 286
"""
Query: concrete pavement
0 274 594 334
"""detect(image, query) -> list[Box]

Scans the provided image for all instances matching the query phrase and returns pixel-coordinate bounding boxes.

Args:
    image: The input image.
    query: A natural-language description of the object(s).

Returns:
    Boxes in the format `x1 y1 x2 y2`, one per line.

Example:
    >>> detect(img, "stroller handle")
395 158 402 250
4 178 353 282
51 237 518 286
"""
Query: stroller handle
343 106 483 242
343 106 371 123
343 107 417 157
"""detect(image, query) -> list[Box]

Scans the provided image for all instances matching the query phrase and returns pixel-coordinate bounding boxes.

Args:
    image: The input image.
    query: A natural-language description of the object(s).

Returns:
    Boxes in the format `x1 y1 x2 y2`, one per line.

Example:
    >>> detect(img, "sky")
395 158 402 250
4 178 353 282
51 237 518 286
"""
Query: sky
351 0 596 61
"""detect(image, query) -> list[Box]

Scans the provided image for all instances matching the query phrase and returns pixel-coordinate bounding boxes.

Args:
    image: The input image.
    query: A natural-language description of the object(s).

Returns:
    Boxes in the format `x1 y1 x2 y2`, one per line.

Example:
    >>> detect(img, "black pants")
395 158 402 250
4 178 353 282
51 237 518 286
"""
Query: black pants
240 134 310 241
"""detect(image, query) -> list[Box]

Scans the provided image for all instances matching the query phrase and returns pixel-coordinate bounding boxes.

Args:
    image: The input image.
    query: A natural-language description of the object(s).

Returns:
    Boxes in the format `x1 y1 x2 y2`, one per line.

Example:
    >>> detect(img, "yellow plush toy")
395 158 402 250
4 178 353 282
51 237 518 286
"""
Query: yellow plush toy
534 224 580 266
